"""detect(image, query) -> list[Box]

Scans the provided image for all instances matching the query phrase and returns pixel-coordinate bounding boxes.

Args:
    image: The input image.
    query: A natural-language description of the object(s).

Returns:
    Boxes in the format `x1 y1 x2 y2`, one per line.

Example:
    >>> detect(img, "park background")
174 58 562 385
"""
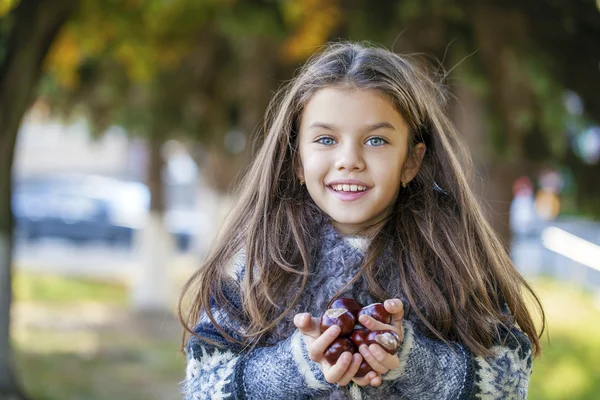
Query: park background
1 0 600 399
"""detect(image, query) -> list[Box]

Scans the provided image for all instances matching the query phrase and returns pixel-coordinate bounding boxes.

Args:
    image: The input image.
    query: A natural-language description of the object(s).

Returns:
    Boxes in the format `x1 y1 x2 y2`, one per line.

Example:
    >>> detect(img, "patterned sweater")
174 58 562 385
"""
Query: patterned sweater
182 221 533 399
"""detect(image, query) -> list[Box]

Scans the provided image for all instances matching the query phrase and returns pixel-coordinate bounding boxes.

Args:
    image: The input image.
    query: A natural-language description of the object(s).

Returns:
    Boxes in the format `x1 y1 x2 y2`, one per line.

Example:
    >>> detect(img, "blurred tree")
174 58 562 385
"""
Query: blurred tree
40 0 343 309
0 1 77 398
41 0 237 310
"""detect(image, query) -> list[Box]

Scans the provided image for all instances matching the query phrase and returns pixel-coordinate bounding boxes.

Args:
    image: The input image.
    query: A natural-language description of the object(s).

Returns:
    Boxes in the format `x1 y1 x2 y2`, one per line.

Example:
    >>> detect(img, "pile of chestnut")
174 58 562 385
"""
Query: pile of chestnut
320 298 402 378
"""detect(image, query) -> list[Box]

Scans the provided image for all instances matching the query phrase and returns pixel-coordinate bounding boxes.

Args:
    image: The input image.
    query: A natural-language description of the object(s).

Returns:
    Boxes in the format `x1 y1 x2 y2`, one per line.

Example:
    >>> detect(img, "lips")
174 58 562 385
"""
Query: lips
327 185 370 201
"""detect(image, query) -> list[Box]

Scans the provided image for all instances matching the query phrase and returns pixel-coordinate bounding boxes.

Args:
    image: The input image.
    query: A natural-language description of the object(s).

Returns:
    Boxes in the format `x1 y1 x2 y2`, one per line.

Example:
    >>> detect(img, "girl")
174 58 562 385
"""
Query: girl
179 42 545 400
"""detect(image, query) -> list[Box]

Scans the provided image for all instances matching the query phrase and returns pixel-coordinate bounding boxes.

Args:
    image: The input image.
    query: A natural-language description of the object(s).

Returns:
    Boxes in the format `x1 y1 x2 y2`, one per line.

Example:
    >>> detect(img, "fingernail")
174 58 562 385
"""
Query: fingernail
385 299 395 308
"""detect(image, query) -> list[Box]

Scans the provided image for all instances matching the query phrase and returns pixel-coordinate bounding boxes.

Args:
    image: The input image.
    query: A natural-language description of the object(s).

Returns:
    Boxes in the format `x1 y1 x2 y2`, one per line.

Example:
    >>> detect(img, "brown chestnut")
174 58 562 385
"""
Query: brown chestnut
366 330 402 354
349 329 370 348
358 303 392 324
320 308 356 336
323 338 356 365
329 298 363 317
354 360 373 378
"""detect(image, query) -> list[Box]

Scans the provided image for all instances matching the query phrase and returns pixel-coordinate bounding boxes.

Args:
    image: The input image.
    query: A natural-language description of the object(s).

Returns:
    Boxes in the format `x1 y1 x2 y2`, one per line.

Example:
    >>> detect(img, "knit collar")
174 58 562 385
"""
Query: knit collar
317 218 368 256
316 216 374 254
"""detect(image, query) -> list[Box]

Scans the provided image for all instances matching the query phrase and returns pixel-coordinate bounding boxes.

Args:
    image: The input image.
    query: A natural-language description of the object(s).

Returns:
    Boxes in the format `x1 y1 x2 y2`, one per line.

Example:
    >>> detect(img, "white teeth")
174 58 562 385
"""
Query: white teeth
331 184 368 192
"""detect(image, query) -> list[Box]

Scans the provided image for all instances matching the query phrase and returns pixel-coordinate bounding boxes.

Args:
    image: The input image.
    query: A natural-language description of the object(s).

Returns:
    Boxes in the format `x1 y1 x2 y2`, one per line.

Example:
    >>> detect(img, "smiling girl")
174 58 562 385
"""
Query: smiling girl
179 42 545 400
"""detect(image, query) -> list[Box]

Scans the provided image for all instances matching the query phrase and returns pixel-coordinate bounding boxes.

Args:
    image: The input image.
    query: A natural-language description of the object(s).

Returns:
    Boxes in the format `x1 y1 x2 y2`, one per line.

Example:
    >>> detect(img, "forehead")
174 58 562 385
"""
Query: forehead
299 88 406 130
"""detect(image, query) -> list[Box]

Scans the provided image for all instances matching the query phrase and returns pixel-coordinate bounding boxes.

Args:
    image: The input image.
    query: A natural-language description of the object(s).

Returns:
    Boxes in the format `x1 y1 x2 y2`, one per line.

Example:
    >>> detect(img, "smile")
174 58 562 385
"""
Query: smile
329 184 368 192
326 185 370 201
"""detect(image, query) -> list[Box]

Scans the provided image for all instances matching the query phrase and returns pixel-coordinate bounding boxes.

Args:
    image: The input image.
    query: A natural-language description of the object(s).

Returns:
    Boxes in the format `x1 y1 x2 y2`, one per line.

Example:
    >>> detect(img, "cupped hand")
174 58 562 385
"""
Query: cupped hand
293 313 381 387
356 298 405 376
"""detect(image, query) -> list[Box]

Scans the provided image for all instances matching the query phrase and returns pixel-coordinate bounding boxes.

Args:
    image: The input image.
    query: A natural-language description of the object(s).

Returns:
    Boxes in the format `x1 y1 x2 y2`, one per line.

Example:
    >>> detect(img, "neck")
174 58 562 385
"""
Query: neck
331 216 389 238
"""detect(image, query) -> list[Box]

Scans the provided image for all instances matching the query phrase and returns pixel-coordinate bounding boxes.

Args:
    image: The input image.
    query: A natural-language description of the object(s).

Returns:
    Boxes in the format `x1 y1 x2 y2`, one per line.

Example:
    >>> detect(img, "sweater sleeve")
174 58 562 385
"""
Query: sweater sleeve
377 320 533 400
181 258 337 400
182 308 335 400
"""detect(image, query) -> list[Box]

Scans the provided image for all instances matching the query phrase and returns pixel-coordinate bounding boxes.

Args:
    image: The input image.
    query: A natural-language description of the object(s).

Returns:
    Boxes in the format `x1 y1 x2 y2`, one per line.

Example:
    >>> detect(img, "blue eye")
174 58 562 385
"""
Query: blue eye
317 137 336 146
366 137 387 147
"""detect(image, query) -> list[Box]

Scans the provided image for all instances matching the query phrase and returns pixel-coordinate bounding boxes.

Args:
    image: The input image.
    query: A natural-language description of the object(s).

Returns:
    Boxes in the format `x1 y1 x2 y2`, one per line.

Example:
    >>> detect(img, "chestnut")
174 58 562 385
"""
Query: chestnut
354 360 373 378
320 308 356 336
366 330 402 354
349 329 370 348
358 303 392 324
329 298 363 317
323 338 356 365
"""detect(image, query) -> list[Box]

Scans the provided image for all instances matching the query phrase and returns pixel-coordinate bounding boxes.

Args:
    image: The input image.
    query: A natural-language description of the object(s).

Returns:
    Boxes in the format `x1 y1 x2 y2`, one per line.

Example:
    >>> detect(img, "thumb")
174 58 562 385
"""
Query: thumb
384 299 405 319
294 313 321 338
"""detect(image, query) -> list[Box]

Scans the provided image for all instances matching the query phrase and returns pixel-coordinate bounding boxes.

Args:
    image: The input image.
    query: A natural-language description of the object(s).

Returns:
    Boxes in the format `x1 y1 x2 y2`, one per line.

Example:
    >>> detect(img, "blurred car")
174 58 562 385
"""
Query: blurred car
12 174 195 252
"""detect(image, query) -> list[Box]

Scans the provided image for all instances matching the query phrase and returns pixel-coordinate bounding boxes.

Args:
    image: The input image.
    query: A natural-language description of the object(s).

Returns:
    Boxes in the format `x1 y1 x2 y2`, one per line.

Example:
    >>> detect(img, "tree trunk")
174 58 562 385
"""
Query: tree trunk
203 36 280 194
469 3 530 246
131 130 173 311
0 1 76 398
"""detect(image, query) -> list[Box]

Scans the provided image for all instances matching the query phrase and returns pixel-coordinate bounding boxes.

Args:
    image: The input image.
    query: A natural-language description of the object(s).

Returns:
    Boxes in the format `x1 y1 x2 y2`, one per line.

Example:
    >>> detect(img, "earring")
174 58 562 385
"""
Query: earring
401 181 407 188
300 178 305 186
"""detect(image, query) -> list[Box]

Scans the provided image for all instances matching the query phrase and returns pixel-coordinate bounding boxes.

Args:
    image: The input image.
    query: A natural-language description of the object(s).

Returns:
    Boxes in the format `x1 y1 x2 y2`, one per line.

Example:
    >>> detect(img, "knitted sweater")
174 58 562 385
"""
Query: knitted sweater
182 221 533 399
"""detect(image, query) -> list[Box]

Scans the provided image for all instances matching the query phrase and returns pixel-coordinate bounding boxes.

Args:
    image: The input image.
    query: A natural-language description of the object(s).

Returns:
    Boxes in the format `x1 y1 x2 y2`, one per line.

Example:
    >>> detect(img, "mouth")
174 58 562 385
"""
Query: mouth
327 183 369 193
326 183 371 201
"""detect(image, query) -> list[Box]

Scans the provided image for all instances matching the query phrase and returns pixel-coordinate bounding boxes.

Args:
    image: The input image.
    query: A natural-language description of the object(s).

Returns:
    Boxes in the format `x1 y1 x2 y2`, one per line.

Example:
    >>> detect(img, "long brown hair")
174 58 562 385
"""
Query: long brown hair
178 41 546 358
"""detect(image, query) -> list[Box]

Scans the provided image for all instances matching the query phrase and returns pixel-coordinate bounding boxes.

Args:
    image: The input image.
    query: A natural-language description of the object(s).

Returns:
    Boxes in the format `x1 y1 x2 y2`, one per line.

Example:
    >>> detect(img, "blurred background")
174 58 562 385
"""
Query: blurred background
0 0 599 399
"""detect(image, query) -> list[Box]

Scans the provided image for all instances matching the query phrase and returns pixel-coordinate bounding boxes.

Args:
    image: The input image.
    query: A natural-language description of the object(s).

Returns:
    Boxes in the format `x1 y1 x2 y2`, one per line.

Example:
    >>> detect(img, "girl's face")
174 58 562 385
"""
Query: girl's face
296 88 426 236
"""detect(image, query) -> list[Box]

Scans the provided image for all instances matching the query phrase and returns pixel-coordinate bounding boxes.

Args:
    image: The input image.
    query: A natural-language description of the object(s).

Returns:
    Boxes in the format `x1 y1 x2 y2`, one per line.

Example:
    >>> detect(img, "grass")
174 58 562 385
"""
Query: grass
13 272 184 400
11 272 600 399
528 278 600 399
13 271 128 305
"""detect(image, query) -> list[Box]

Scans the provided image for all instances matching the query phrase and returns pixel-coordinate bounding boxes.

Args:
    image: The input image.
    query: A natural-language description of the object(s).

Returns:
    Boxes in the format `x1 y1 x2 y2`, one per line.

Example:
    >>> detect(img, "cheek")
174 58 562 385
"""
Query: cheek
302 154 329 180
371 155 403 182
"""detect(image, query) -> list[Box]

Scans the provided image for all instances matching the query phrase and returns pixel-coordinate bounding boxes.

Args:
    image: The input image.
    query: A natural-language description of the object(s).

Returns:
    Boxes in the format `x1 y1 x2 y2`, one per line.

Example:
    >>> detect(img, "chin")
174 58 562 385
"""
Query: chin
329 214 372 227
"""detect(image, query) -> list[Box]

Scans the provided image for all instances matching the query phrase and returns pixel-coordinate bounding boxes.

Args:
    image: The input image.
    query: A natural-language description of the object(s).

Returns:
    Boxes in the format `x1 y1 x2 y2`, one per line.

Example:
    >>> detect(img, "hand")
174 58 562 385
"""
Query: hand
356 298 405 377
293 313 381 387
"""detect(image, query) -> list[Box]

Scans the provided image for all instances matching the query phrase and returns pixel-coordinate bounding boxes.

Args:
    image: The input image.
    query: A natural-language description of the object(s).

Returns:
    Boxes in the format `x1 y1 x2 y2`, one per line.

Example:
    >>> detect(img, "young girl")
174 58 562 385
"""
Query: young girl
179 41 545 400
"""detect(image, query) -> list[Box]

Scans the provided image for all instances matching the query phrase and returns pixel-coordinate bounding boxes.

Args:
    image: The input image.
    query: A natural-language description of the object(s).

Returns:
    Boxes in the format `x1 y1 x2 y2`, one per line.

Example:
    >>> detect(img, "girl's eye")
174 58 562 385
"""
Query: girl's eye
366 137 387 147
317 137 336 146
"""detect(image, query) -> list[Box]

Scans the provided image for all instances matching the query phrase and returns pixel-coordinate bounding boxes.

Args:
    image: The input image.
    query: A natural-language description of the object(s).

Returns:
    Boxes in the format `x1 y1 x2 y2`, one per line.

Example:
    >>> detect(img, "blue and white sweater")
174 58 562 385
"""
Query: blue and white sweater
182 221 533 399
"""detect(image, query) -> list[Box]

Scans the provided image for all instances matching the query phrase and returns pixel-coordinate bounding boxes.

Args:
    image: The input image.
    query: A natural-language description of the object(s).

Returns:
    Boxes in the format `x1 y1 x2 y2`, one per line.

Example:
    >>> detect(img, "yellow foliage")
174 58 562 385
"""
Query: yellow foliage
157 45 188 70
115 43 154 83
0 0 18 16
280 0 343 62
45 28 81 89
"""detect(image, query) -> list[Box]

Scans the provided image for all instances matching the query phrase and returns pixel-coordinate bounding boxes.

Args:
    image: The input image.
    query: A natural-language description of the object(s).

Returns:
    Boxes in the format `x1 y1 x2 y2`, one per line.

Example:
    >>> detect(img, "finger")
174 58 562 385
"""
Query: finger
337 352 363 386
294 313 322 339
358 314 402 338
308 325 341 361
384 299 405 320
352 371 379 387
369 373 382 387
323 351 353 384
368 343 400 370
358 344 389 375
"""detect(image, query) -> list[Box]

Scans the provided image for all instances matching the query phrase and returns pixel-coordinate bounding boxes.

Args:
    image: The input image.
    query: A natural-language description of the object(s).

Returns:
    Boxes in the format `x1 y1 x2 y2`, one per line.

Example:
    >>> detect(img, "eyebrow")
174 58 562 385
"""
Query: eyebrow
307 121 396 132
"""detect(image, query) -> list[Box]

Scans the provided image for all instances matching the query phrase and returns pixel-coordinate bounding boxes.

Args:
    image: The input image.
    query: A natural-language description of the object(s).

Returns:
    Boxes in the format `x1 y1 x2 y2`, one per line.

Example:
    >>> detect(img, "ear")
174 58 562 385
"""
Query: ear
401 143 426 183
294 154 304 181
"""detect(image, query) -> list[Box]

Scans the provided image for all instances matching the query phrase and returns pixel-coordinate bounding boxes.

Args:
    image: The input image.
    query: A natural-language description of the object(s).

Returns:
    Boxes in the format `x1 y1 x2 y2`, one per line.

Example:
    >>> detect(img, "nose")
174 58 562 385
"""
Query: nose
334 143 365 172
